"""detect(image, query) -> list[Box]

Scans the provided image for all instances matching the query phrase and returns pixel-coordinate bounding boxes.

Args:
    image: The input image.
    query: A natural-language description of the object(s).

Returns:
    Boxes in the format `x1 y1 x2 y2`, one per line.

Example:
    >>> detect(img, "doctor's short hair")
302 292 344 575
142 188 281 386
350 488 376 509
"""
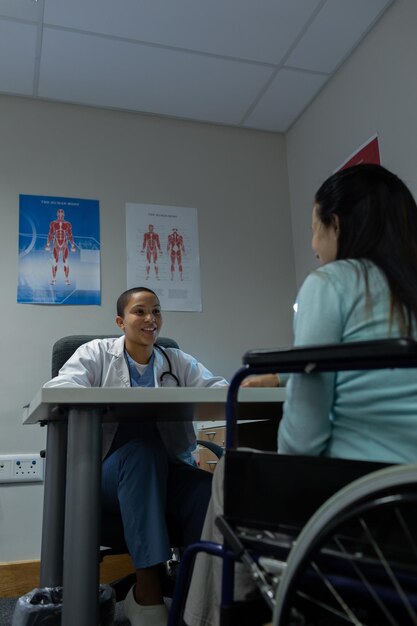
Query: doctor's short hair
116 287 159 317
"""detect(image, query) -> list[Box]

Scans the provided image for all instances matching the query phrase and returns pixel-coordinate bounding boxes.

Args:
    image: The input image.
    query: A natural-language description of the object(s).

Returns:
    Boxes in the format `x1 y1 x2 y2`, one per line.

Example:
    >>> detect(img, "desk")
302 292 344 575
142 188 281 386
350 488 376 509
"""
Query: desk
23 386 285 626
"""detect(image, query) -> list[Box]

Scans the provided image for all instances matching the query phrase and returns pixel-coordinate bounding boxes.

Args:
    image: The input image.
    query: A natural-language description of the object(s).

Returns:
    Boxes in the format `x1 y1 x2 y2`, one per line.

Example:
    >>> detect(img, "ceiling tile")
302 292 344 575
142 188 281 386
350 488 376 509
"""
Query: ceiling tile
38 28 275 124
0 0 42 22
285 0 393 73
0 20 37 94
0 0 396 132
244 68 328 132
43 0 322 64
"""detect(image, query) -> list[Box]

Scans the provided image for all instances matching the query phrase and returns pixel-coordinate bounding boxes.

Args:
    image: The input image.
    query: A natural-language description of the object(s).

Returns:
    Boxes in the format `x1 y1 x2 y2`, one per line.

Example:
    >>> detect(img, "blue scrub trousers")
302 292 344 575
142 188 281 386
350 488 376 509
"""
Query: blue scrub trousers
101 438 213 569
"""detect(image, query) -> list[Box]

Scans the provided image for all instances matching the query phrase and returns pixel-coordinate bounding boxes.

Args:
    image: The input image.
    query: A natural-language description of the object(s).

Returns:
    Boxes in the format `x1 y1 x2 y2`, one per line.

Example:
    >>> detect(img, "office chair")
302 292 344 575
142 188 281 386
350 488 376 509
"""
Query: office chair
168 338 417 626
48 334 223 601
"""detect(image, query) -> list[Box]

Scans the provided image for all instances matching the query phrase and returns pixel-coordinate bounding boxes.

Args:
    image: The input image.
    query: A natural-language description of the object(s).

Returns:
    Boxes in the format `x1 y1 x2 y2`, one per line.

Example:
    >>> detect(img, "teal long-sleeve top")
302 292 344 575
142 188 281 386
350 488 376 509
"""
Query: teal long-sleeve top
278 260 417 464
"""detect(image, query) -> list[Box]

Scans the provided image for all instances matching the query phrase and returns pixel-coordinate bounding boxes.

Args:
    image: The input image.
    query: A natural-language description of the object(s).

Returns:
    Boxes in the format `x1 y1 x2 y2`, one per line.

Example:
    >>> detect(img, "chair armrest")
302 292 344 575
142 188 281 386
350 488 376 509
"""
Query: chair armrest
243 337 417 374
197 440 223 459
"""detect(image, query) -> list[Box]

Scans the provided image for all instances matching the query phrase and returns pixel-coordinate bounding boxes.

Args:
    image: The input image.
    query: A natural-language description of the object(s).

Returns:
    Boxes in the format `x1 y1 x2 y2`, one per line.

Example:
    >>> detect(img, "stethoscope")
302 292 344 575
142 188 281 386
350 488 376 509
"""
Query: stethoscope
124 344 180 387
154 344 180 386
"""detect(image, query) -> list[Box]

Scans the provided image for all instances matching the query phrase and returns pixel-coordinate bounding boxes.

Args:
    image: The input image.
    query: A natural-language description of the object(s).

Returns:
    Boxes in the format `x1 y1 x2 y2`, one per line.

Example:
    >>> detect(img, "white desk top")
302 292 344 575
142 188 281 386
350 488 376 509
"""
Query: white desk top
23 386 286 425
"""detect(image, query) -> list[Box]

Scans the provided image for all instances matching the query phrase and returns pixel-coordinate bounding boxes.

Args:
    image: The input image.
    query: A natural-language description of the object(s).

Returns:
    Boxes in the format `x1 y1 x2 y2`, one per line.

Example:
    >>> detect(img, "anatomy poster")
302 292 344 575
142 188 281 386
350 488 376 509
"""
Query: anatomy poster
126 203 202 311
18 194 100 305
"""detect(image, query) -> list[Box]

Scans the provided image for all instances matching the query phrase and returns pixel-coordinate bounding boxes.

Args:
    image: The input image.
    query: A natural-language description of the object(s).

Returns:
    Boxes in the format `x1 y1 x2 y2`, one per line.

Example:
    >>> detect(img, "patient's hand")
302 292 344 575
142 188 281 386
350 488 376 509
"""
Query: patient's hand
240 373 280 388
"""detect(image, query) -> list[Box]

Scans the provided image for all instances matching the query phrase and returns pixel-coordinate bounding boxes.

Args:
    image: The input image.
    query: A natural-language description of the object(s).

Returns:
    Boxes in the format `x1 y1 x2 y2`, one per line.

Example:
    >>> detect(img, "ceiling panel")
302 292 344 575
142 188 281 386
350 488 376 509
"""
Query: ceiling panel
43 0 322 65
38 28 275 125
0 0 41 22
0 20 37 94
0 0 396 132
244 68 328 132
286 0 391 73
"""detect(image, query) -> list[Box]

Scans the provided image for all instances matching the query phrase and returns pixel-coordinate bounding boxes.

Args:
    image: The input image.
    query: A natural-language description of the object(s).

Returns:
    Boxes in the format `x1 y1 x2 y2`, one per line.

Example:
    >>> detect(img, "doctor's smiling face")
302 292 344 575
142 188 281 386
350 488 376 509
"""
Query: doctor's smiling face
116 287 162 362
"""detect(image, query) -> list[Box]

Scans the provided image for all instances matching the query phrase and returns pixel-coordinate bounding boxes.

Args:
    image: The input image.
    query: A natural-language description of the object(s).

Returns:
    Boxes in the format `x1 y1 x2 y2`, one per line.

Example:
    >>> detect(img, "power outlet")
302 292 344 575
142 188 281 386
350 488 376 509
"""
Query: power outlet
0 454 44 483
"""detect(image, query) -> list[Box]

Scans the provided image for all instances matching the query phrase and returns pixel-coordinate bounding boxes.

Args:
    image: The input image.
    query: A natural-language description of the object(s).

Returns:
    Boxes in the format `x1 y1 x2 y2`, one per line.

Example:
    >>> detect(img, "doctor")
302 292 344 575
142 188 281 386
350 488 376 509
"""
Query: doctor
45 286 228 626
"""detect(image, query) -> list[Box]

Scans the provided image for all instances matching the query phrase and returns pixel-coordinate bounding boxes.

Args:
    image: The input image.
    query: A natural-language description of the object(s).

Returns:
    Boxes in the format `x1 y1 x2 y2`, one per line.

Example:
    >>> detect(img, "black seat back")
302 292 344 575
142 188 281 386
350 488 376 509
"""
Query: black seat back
51 334 179 377
224 450 389 531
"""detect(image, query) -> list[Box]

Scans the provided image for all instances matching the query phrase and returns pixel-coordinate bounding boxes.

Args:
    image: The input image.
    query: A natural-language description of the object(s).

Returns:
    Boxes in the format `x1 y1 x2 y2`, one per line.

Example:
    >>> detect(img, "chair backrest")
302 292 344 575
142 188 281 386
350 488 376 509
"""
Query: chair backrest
51 334 179 377
224 449 388 531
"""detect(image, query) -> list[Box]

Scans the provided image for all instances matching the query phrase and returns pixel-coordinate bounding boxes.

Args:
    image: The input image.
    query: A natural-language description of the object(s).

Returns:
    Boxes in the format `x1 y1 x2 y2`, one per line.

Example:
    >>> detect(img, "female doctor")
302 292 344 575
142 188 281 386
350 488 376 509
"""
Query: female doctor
44 286 228 626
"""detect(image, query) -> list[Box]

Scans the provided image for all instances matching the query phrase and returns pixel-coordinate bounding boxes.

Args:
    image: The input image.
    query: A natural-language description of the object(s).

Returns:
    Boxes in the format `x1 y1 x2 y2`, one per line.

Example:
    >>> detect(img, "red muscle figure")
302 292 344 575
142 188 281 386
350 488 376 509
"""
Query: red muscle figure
141 224 162 280
45 209 76 285
166 228 185 281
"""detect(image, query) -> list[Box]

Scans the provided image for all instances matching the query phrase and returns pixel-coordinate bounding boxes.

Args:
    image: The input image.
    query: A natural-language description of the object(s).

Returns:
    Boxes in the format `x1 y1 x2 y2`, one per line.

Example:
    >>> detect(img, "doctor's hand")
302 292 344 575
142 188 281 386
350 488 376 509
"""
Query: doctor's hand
240 373 281 388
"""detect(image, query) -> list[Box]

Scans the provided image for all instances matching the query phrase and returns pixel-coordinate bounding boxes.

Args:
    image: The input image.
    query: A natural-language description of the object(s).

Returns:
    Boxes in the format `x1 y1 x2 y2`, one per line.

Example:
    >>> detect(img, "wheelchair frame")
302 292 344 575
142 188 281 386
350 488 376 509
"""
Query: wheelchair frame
167 337 417 626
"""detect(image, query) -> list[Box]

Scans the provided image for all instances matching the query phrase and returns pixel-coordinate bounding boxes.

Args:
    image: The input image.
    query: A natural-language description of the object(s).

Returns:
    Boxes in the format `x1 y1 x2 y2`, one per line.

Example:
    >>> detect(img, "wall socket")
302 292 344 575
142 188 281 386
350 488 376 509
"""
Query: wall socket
0 454 44 483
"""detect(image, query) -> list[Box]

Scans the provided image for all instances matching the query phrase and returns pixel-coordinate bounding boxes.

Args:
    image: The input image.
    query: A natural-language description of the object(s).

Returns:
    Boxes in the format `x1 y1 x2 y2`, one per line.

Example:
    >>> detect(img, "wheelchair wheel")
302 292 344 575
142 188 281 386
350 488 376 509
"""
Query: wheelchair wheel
273 464 417 626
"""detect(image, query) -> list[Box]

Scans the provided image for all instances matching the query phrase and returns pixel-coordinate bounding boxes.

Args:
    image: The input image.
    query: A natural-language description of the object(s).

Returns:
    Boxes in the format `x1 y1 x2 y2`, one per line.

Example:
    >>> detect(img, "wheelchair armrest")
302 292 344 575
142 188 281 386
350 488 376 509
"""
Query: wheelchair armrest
243 337 417 374
196 440 223 459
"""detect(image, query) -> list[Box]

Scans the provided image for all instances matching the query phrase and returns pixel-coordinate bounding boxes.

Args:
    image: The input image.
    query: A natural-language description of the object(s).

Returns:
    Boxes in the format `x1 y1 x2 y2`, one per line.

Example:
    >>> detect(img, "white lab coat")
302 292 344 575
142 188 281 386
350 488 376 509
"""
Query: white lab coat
44 335 228 460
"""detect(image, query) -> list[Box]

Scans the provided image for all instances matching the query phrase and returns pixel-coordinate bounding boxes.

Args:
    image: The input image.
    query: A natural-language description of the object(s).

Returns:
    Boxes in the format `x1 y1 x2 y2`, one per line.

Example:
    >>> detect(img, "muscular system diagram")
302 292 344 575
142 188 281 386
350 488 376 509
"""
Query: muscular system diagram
45 209 76 285
166 228 185 281
141 224 162 280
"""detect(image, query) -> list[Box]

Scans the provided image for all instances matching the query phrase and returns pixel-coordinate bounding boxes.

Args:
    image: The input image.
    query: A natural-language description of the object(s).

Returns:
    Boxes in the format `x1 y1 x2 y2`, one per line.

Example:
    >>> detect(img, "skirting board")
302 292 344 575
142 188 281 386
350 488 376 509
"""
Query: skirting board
0 554 134 597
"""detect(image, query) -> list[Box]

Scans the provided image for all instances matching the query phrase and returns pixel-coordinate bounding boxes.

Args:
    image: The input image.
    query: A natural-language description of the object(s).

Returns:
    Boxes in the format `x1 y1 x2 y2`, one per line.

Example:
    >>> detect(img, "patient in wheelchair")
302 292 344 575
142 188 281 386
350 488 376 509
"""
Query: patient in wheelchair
184 163 417 626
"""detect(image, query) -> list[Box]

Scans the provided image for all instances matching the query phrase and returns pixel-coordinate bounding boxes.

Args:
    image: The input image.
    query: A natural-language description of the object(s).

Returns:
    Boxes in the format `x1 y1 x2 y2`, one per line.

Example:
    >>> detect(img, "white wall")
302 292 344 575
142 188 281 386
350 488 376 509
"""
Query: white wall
6 0 411 563
0 95 295 561
286 0 417 287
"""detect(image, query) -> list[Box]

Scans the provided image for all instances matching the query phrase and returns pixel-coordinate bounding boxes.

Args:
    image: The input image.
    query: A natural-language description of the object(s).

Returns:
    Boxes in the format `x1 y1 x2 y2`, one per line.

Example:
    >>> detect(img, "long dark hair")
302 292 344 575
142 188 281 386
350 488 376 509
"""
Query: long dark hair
315 163 417 334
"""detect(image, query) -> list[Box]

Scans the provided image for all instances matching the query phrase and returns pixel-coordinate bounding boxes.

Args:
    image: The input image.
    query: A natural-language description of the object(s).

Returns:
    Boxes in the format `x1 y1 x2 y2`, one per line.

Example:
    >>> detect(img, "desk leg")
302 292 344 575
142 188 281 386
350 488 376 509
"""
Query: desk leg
40 420 68 587
62 408 101 626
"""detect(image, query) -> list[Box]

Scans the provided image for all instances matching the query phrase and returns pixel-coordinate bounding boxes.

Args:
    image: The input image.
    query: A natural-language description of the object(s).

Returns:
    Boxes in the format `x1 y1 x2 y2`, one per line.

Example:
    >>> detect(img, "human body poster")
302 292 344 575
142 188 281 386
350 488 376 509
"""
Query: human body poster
18 194 100 305
126 203 202 311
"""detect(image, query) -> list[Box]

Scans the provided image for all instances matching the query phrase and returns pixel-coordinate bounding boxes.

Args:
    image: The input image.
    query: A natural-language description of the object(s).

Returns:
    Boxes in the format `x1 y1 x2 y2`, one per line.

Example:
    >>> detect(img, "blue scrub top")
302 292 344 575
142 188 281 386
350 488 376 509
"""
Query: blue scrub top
111 352 160 450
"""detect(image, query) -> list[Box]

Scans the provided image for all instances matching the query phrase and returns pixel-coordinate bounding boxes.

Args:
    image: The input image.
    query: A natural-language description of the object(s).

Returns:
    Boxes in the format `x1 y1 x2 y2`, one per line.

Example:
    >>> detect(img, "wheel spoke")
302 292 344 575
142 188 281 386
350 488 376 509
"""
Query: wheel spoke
360 518 417 625
334 534 399 626
395 507 417 559
310 560 366 626
296 589 357 622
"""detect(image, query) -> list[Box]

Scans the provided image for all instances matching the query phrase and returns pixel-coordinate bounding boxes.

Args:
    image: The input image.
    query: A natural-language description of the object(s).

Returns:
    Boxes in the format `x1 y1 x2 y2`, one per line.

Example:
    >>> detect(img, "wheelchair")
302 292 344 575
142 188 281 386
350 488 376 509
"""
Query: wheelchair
168 337 417 626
